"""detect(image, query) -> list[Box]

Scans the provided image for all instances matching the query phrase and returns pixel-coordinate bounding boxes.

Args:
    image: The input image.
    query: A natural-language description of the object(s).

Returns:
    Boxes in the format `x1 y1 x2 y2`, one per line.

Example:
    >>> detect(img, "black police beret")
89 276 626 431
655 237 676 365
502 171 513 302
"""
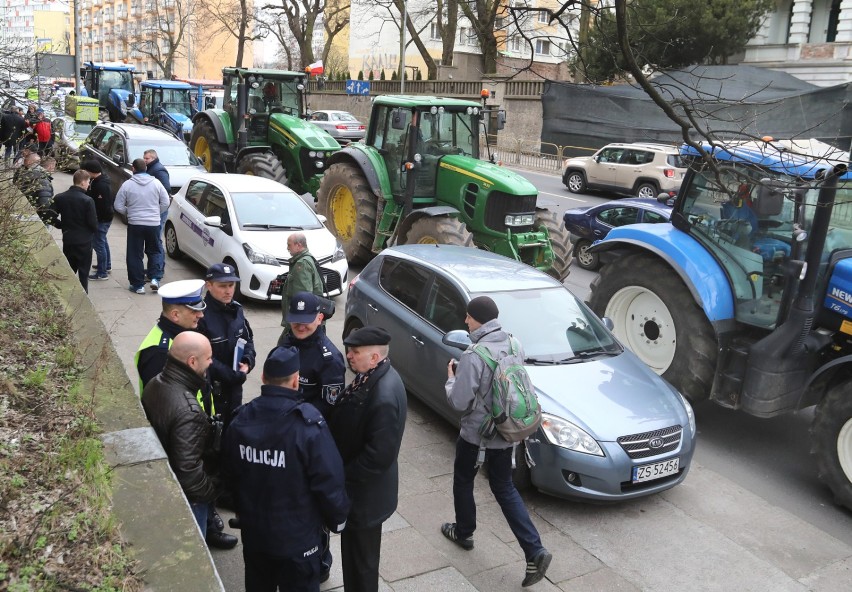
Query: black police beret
342 326 391 347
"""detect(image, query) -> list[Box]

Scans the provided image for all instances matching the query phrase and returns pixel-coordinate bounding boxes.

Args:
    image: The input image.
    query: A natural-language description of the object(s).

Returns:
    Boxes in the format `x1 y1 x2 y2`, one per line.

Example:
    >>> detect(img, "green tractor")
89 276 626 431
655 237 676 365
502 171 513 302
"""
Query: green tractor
189 68 340 196
316 95 572 278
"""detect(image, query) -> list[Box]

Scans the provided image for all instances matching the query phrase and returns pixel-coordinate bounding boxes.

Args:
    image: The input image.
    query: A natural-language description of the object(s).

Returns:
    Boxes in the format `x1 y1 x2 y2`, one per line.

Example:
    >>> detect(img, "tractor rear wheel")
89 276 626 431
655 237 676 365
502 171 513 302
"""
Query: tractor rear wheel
190 120 225 173
811 383 852 510
589 253 717 402
404 216 473 246
317 163 377 265
536 209 572 281
237 152 288 185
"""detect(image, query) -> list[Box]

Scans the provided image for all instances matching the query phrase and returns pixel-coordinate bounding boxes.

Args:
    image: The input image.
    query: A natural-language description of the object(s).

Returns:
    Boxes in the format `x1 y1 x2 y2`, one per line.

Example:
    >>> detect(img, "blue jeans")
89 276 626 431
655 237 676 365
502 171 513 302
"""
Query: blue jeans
154 209 168 280
190 501 210 538
93 221 112 276
126 224 162 288
452 437 543 561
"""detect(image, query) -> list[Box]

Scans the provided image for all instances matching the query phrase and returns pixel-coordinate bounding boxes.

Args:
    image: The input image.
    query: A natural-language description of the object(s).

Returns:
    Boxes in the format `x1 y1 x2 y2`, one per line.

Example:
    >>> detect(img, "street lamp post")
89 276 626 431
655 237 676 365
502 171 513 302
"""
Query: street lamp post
399 0 406 93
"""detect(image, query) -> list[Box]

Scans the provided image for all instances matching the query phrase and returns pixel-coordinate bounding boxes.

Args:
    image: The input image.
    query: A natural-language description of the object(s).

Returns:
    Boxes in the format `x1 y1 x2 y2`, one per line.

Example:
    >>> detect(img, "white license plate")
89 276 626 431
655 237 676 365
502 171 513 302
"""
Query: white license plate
632 458 679 483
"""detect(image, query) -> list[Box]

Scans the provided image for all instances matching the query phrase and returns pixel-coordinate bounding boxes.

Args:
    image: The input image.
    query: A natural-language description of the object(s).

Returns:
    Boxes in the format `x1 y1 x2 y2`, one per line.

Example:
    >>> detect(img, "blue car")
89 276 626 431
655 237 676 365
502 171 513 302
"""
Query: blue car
344 245 696 502
563 198 673 270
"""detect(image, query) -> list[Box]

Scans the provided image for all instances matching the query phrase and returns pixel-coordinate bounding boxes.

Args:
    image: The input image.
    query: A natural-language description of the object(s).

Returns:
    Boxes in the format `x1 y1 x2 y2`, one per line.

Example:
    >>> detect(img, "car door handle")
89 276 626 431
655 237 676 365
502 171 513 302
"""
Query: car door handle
368 303 378 312
411 335 424 346
594 229 603 236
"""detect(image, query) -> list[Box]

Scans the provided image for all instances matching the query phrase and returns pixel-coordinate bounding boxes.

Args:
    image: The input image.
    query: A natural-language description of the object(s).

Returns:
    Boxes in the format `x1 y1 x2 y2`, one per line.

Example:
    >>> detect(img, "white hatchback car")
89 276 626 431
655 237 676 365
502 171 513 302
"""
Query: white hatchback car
164 174 348 301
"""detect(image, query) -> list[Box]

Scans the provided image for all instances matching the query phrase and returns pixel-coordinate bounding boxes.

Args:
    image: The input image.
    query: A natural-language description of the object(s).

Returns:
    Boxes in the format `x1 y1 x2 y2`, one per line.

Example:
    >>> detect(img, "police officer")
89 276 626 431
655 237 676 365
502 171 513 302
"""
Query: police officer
278 291 345 581
224 346 350 592
197 263 257 428
134 279 238 550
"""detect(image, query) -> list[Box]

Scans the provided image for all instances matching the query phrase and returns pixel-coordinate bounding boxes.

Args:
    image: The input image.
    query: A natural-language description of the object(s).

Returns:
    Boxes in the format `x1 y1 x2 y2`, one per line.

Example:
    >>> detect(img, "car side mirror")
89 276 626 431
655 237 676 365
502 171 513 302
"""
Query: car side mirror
443 329 472 351
317 214 327 223
114 153 124 165
496 110 506 131
204 215 222 227
656 192 670 203
601 317 615 331
593 155 600 163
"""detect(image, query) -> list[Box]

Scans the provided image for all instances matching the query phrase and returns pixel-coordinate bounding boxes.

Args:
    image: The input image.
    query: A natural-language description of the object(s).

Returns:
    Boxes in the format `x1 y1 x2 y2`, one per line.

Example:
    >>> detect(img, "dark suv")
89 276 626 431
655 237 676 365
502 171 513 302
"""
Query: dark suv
78 122 205 196
562 142 686 199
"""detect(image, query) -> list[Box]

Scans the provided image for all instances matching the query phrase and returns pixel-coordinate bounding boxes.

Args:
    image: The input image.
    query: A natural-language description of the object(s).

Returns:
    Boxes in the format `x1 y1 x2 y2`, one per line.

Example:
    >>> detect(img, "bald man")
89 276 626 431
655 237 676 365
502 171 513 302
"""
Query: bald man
141 332 222 538
280 232 324 337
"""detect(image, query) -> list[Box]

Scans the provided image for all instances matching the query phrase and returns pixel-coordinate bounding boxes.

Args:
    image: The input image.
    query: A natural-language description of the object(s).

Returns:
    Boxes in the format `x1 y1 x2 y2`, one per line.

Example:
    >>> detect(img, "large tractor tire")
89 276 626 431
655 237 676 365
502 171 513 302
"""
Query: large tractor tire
316 163 377 266
404 216 473 246
536 209 572 281
811 382 852 510
190 120 226 173
589 253 716 403
237 152 288 185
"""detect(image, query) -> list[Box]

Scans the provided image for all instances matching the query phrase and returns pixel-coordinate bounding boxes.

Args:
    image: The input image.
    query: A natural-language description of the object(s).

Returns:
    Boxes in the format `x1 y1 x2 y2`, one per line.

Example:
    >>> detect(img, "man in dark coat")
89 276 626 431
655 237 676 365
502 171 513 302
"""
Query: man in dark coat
15 152 53 223
144 148 170 286
82 160 114 280
50 169 98 292
1 108 27 160
225 346 350 592
141 332 220 537
327 326 407 592
196 263 256 428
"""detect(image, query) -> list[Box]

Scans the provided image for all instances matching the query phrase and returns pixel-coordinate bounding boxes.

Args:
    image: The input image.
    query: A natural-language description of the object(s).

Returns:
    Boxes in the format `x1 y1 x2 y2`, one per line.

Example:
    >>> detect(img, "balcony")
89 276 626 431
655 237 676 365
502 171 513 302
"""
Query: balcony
94 16 102 25
117 9 127 20
103 12 113 23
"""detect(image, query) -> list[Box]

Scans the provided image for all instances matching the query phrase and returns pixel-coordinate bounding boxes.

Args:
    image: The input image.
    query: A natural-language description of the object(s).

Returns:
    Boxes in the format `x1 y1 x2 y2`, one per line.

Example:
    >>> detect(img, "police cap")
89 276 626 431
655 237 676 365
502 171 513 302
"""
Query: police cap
158 279 207 311
205 262 241 283
264 346 300 378
286 291 321 324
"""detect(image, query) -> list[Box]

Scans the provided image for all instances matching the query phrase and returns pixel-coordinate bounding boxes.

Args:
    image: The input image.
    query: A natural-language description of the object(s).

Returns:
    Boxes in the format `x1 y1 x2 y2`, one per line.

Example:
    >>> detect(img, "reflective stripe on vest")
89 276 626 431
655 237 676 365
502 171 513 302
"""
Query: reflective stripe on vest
135 326 213 414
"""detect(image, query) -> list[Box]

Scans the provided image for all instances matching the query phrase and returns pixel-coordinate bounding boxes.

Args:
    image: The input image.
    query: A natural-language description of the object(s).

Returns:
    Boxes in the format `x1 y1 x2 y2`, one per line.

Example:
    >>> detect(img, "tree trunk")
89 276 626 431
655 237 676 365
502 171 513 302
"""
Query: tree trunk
441 0 458 67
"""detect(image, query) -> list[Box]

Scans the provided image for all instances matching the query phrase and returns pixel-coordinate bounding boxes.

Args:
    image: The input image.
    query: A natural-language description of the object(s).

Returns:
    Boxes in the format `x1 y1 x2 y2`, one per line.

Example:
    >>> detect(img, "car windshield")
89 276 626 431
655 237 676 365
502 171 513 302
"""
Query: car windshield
128 140 201 166
332 112 357 122
65 120 94 137
474 288 621 362
231 191 323 230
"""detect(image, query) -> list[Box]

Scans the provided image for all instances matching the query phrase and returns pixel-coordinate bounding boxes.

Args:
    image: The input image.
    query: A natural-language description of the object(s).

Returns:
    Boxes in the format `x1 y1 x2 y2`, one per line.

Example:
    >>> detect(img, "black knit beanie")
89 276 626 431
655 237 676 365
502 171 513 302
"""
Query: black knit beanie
467 296 499 324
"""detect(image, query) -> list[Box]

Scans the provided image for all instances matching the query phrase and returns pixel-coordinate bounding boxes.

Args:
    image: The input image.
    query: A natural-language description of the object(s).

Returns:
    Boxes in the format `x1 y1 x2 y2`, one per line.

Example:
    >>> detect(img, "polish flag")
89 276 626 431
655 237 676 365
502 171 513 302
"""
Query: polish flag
308 60 324 75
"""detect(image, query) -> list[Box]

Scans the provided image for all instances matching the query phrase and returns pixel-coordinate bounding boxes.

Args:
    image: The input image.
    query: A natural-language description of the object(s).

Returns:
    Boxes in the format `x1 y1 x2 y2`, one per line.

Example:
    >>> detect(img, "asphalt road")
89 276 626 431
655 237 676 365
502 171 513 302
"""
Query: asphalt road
513 167 852 547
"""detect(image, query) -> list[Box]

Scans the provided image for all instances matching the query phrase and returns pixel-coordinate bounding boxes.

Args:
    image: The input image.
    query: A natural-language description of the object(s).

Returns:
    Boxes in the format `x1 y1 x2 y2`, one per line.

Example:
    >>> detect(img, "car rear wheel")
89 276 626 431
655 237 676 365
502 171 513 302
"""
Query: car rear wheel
636 182 658 199
163 222 182 260
566 171 586 194
574 239 600 270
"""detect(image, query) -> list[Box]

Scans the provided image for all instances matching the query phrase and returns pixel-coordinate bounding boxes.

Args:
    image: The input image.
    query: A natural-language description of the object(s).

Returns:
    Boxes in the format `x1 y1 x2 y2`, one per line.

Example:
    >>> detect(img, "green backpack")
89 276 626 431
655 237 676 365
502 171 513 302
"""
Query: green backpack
472 336 542 443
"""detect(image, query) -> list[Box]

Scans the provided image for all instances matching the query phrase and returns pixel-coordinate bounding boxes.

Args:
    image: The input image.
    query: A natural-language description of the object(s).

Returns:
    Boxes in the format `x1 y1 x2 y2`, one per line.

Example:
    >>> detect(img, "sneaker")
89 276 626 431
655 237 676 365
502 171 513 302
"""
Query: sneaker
88 273 108 281
130 285 145 294
150 278 160 291
521 549 552 587
441 522 474 551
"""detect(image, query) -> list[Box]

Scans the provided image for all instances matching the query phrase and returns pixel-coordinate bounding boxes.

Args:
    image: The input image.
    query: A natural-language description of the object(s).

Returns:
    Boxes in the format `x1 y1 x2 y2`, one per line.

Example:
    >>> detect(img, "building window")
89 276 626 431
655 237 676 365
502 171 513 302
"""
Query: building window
430 22 441 41
495 17 504 29
538 10 549 24
535 39 550 55
510 35 522 52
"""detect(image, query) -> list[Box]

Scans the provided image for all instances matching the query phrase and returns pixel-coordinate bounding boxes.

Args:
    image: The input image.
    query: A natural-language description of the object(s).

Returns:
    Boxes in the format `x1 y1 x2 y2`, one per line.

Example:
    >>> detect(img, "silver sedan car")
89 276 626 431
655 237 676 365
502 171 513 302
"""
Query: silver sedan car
344 245 696 502
309 110 366 143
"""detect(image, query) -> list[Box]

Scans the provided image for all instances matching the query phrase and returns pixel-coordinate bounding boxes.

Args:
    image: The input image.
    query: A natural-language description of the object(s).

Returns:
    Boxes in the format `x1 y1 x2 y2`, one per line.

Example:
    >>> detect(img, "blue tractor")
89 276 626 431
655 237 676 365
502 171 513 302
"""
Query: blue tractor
80 61 136 122
128 79 198 142
588 139 852 509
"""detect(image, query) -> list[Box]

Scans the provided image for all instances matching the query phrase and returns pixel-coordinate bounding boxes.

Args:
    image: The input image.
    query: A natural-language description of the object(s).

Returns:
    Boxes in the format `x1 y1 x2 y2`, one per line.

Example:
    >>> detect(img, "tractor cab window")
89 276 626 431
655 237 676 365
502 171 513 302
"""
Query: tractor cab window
247 79 300 116
680 164 795 329
161 89 192 116
97 70 133 104
372 106 411 195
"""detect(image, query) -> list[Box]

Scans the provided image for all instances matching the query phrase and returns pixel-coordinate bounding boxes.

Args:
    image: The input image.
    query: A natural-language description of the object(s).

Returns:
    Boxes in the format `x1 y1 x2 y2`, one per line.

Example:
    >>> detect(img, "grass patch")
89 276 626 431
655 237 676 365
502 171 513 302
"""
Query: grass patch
0 175 141 590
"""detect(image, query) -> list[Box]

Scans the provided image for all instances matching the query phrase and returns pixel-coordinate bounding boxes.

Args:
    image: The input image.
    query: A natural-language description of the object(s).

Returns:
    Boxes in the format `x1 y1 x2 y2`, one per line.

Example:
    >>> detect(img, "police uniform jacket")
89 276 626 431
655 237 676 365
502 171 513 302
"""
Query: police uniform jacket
137 315 194 388
279 326 344 417
141 357 219 504
197 294 256 408
224 384 350 557
327 361 407 529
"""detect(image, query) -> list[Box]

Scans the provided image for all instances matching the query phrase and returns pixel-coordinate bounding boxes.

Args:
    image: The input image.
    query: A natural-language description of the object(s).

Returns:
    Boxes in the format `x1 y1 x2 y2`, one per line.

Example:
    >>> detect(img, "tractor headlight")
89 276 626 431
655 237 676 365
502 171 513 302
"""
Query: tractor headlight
243 243 280 266
309 151 317 157
505 214 535 227
315 160 324 169
540 414 604 456
331 241 346 263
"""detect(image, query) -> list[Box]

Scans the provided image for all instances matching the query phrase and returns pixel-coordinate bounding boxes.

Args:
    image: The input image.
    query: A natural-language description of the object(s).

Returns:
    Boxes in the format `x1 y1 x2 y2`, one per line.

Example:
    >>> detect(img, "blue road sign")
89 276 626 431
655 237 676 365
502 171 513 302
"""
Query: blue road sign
345 80 370 96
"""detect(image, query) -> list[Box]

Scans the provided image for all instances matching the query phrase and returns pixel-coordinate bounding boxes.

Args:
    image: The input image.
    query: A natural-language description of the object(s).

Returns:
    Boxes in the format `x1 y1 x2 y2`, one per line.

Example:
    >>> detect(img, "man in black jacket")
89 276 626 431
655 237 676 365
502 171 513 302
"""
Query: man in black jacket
197 263 256 428
51 169 98 292
144 148 170 285
1 108 27 161
327 326 407 592
141 331 219 537
82 160 114 281
225 346 350 592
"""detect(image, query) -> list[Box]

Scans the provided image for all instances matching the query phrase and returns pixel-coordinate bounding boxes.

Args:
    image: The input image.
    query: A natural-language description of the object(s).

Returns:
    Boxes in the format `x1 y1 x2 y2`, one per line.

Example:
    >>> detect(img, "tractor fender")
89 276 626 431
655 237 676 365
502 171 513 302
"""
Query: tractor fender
235 145 274 163
192 110 233 146
799 355 852 409
591 223 736 322
327 147 391 199
397 206 461 244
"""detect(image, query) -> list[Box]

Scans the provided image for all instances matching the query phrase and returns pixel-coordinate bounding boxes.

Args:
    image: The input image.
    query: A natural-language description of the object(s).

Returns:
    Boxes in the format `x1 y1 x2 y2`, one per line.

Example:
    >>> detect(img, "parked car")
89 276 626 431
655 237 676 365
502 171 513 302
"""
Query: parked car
165 173 348 301
562 142 687 199
344 244 695 502
309 110 366 143
78 122 206 196
563 198 673 270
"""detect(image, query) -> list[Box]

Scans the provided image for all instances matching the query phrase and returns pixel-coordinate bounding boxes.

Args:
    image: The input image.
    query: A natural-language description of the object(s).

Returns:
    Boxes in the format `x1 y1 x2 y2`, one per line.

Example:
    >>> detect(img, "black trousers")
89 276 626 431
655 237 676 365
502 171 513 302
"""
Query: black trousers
243 548 320 592
63 241 93 293
340 524 382 592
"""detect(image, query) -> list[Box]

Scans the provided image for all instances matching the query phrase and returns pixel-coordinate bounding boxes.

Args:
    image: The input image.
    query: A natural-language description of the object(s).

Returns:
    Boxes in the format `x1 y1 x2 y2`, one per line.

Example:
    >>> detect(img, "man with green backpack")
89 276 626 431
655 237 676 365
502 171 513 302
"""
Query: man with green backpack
442 296 552 588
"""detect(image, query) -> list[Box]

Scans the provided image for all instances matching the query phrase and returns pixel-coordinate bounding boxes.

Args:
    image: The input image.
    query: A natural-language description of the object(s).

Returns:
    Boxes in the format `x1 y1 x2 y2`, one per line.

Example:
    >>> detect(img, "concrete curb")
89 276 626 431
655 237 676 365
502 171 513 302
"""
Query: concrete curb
24 216 225 591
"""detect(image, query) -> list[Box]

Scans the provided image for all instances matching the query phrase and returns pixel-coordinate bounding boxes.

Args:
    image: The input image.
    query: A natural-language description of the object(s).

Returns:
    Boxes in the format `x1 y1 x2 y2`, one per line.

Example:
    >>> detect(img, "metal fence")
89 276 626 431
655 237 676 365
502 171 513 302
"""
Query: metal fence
307 79 545 98
482 135 598 173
